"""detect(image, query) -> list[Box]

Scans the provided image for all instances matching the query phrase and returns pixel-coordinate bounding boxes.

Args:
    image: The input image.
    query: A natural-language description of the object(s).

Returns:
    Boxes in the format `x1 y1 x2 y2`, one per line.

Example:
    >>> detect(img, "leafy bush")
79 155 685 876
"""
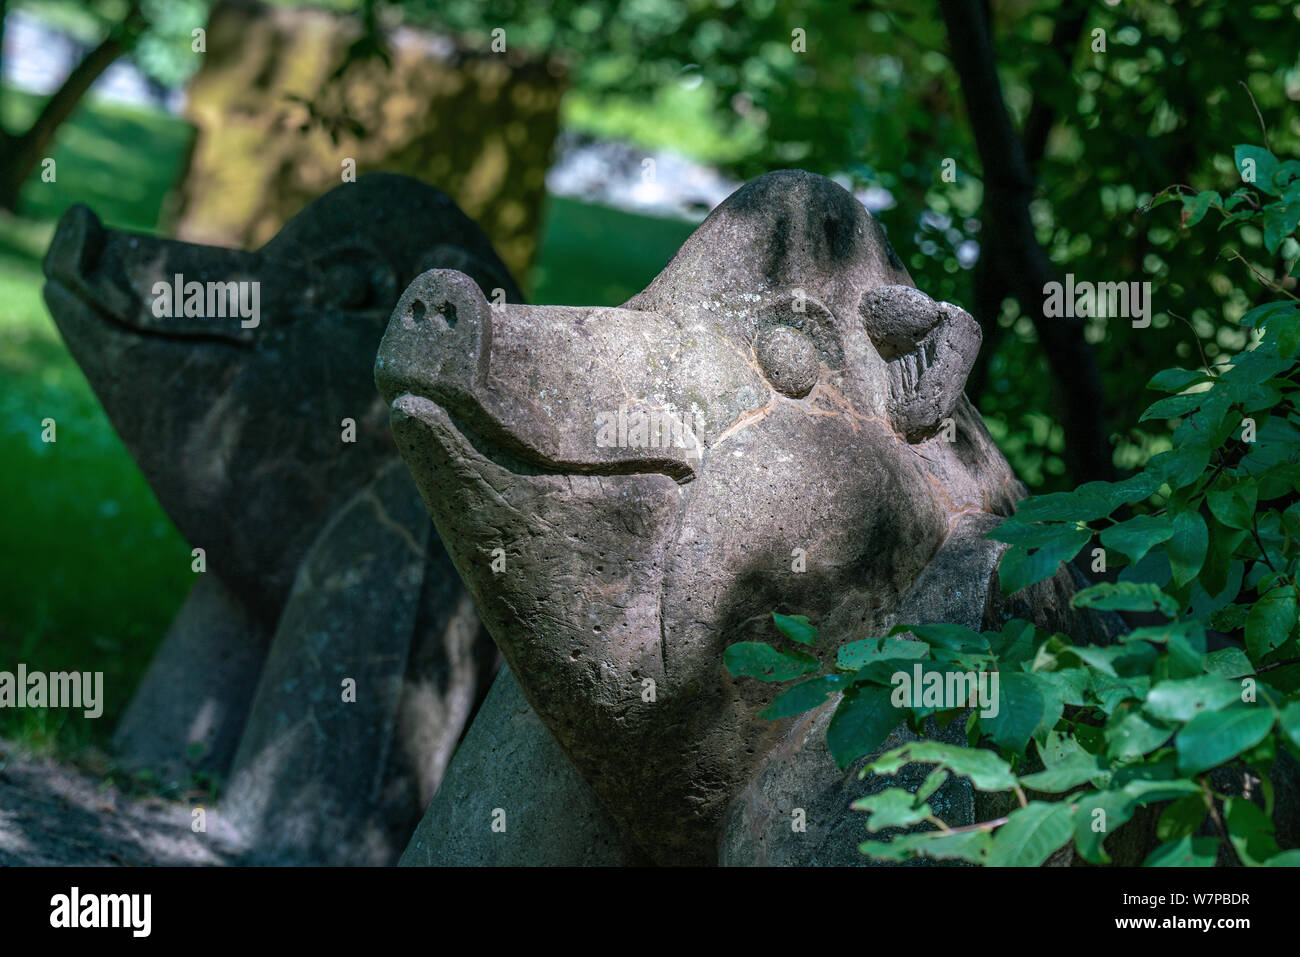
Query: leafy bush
726 143 1300 866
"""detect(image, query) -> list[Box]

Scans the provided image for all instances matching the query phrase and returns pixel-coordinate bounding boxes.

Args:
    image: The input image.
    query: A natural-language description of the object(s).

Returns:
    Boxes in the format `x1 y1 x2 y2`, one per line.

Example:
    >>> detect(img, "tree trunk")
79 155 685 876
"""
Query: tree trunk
937 0 1116 484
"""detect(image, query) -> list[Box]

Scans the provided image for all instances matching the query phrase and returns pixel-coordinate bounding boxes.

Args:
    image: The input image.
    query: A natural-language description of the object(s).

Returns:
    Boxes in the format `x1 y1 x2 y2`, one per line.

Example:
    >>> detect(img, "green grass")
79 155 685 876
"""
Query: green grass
529 195 695 306
0 226 194 752
0 90 197 753
3 87 193 231
561 81 764 167
0 88 699 756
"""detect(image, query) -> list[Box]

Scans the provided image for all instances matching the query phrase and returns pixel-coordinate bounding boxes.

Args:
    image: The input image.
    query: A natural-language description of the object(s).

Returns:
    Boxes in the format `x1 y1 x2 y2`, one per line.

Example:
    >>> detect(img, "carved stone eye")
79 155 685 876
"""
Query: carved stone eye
755 325 820 398
322 262 371 308
307 247 395 310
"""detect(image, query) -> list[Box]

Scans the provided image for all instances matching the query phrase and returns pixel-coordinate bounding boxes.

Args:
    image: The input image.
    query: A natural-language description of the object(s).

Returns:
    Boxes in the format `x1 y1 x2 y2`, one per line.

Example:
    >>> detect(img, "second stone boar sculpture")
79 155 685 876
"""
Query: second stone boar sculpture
42 175 512 863
377 170 1117 865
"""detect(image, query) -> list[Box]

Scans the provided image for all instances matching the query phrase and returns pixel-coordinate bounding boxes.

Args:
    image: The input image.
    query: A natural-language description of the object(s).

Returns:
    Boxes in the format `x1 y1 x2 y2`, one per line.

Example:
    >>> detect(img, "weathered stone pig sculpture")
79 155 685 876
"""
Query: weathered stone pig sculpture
377 170 1111 865
42 175 512 863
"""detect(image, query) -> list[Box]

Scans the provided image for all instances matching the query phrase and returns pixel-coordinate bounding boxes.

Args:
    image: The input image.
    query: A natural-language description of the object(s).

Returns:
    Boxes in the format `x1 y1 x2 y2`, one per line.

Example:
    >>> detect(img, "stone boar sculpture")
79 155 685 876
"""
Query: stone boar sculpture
377 169 1116 866
42 175 511 863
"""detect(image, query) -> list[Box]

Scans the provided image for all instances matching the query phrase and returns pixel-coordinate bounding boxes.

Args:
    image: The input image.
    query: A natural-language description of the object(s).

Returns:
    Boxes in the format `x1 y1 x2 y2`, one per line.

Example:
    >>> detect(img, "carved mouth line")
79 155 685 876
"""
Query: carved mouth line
45 279 254 348
391 391 695 483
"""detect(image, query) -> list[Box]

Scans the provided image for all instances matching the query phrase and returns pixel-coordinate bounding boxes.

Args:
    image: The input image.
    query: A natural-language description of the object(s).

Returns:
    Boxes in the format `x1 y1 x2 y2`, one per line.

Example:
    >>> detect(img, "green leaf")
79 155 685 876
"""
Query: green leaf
1121 619 1204 648
1166 509 1209 588
836 635 928 671
1168 630 1208 678
1103 473 1166 508
772 612 817 646
997 526 1094 594
1072 790 1134 865
1225 797 1281 866
1146 445 1211 487
1145 676 1243 722
1141 392 1205 422
827 684 900 770
859 829 990 864
893 622 987 651
1069 643 1125 677
1264 201 1300 254
1074 779 1202 864
865 741 1018 791
1246 585 1298 659
1011 489 1111 523
1148 368 1213 393
1222 349 1293 387
1070 581 1179 616
988 521 1088 549
758 673 850 720
1206 486 1257 531
1210 603 1252 634
1176 706 1275 774
1182 190 1220 227
1278 159 1300 192
1037 729 1090 766
1092 674 1152 713
1224 190 1254 211
1205 647 1254 679
978 672 1045 755
916 768 950 803
987 802 1073 866
1240 300 1296 329
1276 313 1300 359
1032 668 1090 707
1156 793 1207 841
723 642 821 682
1106 709 1173 759
1196 524 1246 606
1143 836 1218 867
986 619 1042 669
1100 514 1174 565
1121 777 1204 804
1280 701 1300 751
851 787 932 832
1235 145 1279 194
1019 752 1108 793
1263 849 1300 866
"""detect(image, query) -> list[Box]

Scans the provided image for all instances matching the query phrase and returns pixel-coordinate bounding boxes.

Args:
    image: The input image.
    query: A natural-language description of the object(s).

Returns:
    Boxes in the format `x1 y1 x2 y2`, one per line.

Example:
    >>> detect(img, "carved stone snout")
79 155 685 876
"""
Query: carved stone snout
859 284 981 441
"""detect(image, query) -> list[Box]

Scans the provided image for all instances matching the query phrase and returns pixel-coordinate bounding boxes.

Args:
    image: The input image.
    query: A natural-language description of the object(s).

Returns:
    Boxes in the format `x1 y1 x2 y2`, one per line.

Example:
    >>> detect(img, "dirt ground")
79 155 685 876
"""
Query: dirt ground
0 739 246 866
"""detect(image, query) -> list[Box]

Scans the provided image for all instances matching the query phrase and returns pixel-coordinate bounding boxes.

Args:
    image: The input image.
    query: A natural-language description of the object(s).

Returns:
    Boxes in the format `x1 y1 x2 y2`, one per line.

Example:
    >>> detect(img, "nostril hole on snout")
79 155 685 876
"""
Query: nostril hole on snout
440 300 458 328
410 299 427 322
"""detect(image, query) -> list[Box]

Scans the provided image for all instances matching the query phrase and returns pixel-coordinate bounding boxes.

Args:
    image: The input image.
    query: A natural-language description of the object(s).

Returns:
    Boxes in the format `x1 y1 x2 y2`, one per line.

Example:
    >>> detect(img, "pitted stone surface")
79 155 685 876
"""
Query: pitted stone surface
401 666 648 867
379 169 1112 866
42 175 511 863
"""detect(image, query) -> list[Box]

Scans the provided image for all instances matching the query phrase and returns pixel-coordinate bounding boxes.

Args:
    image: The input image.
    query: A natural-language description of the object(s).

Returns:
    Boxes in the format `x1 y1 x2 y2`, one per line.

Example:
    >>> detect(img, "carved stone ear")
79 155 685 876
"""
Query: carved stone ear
858 284 981 441
418 245 515 303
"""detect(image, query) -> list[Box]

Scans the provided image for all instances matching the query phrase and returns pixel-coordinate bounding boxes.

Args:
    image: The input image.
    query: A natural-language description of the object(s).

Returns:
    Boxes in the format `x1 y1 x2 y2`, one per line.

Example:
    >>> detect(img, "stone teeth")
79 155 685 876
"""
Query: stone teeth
886 332 939 401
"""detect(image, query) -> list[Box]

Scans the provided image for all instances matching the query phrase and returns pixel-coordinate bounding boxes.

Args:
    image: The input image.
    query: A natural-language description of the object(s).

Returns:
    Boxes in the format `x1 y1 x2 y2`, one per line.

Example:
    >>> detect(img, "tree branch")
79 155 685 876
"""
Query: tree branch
938 0 1115 483
0 1 146 209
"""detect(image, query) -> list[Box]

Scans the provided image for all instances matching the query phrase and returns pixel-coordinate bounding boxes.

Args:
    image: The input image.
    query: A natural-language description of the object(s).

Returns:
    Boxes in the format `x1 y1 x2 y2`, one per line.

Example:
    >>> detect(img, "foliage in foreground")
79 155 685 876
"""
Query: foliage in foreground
727 144 1300 866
